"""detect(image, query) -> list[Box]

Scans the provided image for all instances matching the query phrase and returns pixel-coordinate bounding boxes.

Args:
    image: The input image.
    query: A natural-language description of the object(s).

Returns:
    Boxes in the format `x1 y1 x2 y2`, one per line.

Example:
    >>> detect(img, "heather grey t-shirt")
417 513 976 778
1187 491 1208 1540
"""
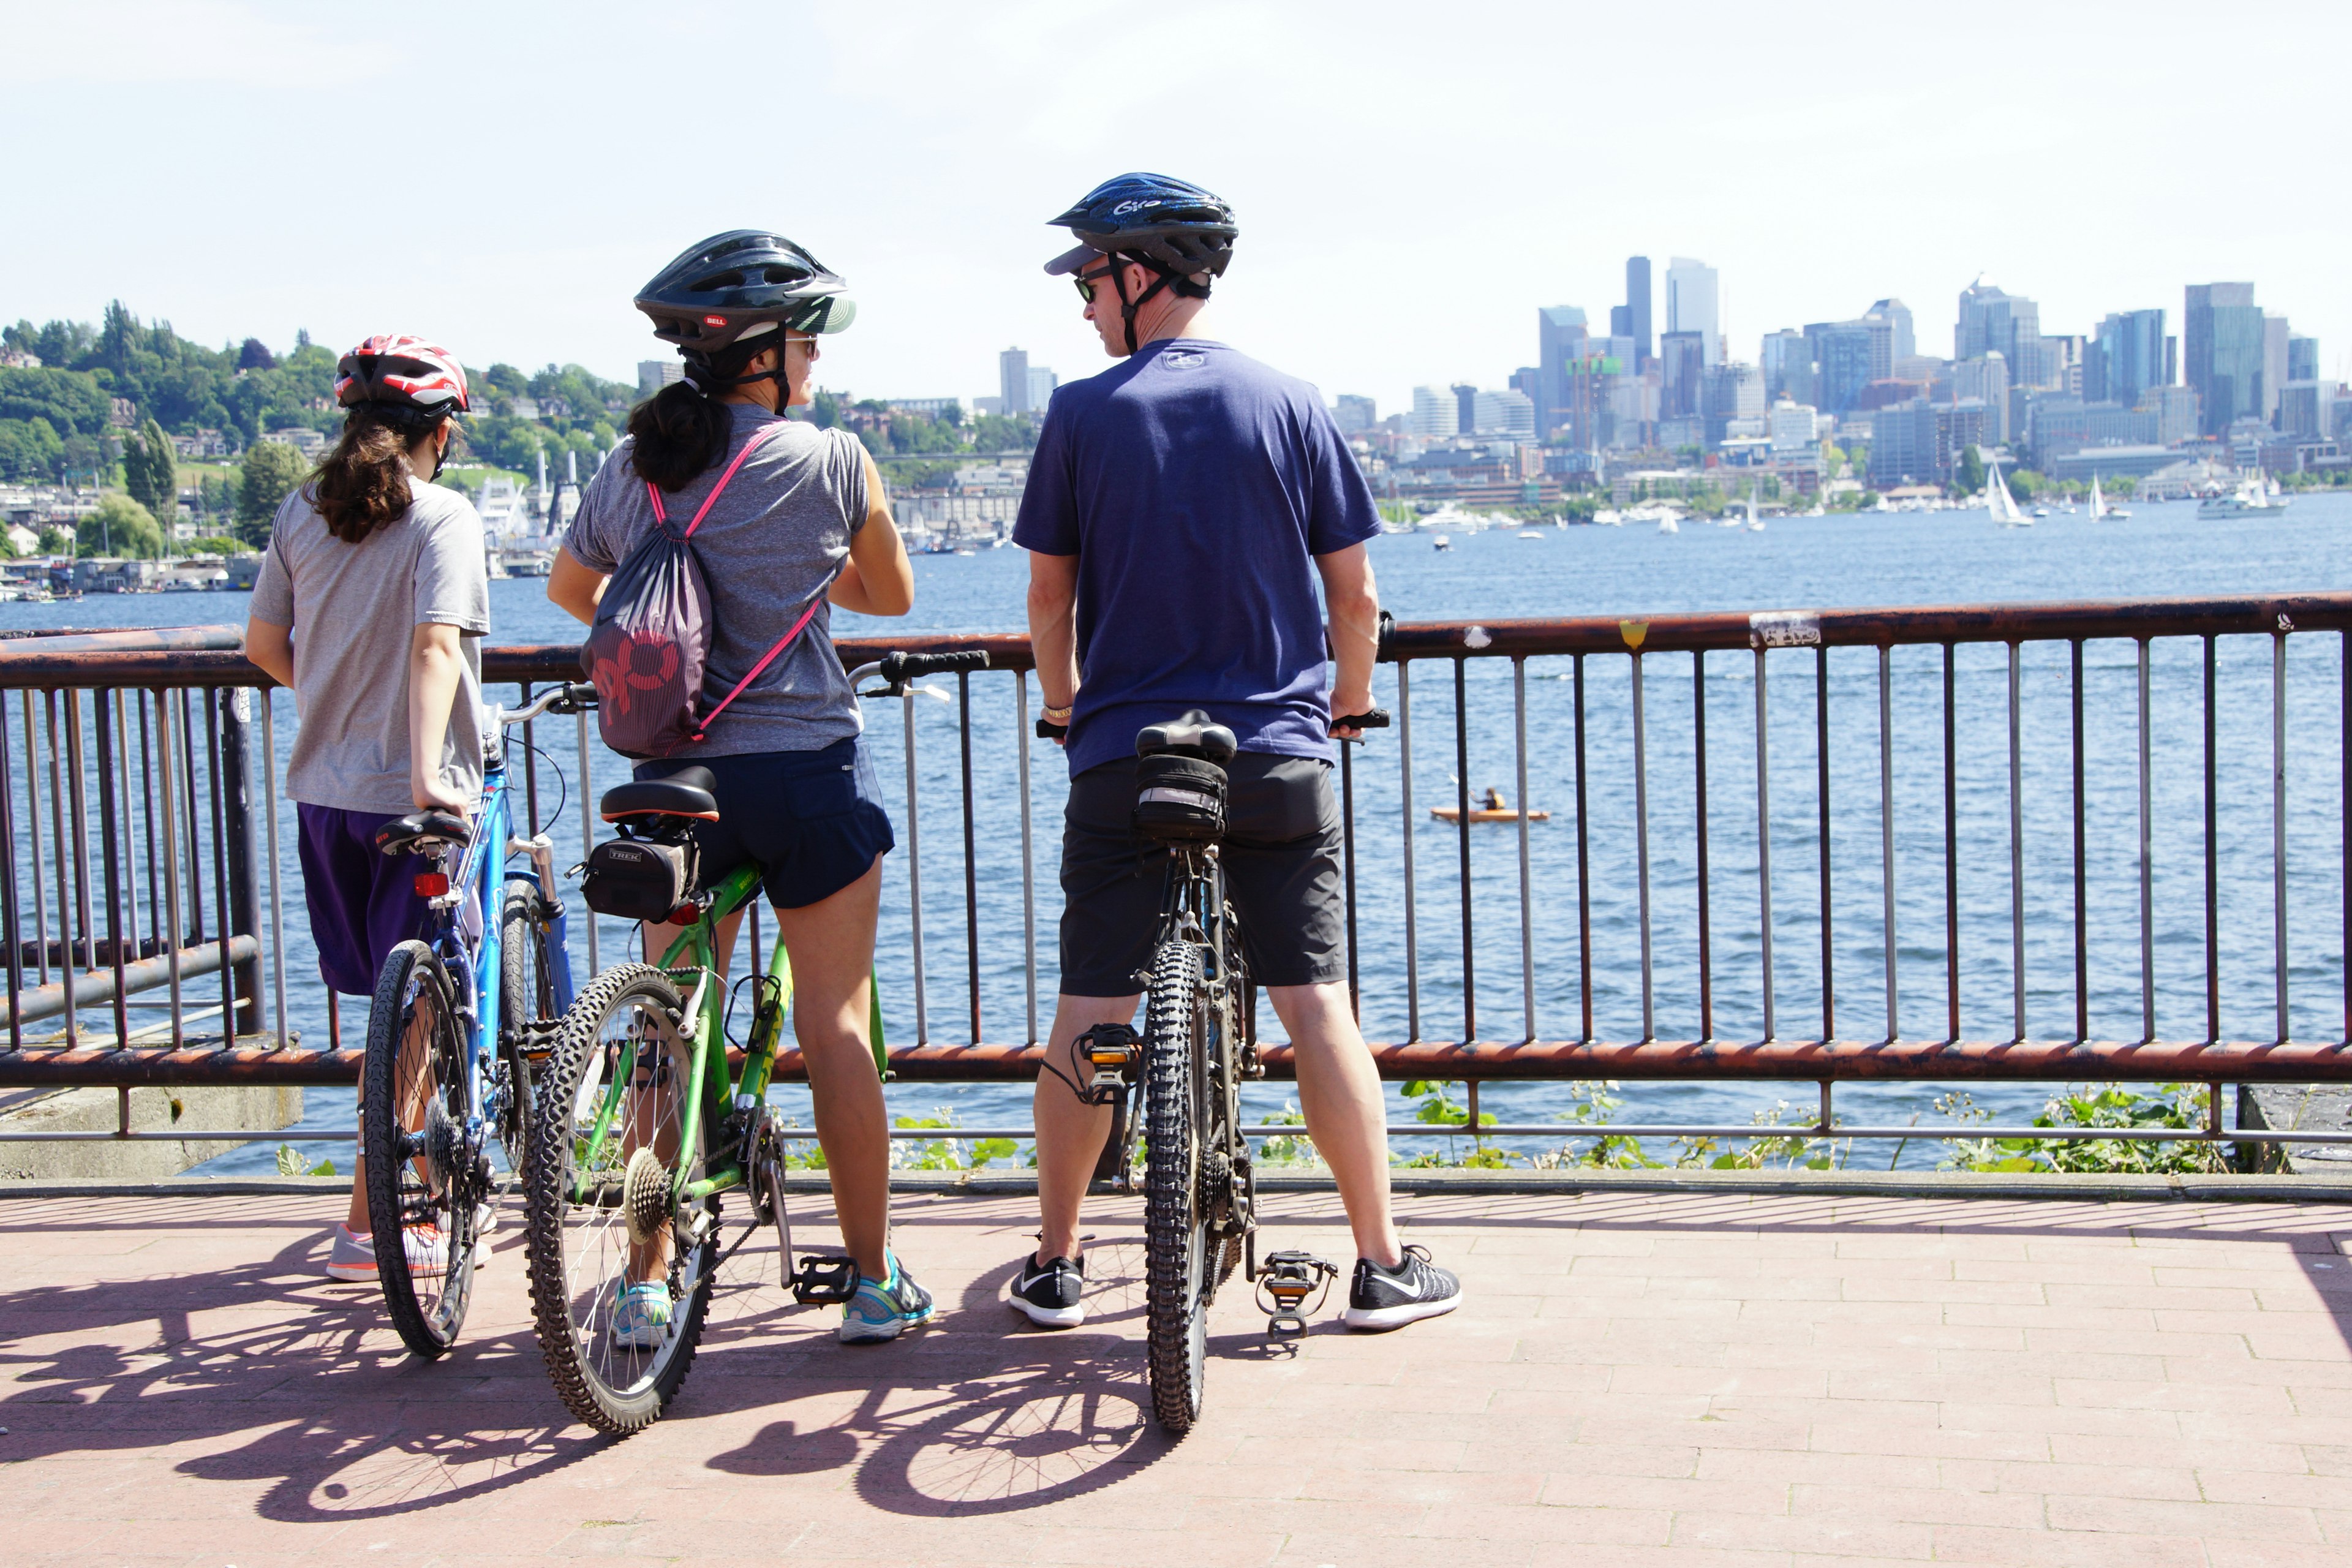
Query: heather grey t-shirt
567 405 869 758
250 482 490 815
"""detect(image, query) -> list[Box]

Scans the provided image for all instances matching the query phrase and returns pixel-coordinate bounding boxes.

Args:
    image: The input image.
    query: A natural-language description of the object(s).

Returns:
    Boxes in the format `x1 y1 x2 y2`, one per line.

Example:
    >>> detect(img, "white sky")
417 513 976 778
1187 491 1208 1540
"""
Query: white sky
7 1 2349 413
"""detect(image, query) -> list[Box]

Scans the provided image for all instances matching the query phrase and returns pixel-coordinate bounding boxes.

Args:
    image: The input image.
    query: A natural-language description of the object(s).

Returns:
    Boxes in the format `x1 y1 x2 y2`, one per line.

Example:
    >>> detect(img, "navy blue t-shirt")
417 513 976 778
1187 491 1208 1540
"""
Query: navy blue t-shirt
1013 339 1382 777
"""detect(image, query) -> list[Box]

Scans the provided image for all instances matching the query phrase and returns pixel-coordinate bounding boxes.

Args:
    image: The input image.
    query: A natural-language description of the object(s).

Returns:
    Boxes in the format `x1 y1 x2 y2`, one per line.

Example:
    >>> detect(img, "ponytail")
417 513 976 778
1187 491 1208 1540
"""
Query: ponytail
309 405 451 544
627 381 733 491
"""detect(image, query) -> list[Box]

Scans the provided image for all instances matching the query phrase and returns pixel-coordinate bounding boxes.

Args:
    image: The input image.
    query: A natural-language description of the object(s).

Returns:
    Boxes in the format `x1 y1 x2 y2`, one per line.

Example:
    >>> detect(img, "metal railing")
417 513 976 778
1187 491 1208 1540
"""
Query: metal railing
4 593 2351 1156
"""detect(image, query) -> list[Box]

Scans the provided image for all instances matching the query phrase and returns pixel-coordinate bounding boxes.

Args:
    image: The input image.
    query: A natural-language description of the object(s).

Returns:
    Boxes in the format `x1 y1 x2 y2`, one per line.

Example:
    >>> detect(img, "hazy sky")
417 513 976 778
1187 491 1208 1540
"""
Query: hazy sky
10 1 2348 413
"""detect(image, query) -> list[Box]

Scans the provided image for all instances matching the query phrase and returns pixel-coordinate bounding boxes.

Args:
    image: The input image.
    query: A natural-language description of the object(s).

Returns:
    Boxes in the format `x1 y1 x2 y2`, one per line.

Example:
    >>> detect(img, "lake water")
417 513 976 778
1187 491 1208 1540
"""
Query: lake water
9 491 2345 1171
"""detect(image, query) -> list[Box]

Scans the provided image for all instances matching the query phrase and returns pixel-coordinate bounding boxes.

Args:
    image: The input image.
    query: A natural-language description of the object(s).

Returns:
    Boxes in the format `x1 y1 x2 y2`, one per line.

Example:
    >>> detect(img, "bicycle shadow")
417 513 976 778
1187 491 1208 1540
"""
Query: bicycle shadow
1 1225 602 1524
700 1242 1182 1515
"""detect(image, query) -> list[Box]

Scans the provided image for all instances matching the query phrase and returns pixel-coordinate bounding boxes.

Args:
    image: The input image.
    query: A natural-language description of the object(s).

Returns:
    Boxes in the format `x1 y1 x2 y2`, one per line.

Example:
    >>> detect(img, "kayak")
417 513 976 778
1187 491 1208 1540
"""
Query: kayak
1430 806 1550 823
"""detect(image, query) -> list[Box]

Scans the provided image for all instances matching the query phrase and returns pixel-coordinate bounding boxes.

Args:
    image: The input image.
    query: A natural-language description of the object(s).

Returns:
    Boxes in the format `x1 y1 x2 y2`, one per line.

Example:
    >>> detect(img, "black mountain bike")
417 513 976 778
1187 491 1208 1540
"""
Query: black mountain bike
1055 706 1385 1431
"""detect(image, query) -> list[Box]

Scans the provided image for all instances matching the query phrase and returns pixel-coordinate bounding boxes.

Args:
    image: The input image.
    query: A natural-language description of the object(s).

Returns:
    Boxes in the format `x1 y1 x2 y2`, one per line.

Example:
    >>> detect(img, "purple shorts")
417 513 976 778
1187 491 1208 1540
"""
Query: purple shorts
296 804 437 995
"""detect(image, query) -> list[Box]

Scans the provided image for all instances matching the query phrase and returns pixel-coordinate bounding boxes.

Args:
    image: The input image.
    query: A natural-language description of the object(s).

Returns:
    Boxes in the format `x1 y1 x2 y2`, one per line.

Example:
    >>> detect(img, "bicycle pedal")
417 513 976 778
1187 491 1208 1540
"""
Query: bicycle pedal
1256 1248 1339 1336
1075 1023 1139 1105
790 1253 859 1306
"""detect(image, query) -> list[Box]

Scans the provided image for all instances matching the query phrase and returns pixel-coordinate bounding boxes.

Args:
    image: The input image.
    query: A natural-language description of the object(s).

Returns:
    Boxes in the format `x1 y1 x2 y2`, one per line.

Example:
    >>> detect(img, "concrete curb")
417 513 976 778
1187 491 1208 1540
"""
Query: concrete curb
10 1168 2352 1204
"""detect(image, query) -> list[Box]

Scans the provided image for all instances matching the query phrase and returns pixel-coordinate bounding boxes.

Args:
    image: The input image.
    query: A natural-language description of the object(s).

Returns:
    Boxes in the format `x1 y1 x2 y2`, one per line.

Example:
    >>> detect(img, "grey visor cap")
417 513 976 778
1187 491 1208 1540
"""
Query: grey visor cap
1044 241 1107 276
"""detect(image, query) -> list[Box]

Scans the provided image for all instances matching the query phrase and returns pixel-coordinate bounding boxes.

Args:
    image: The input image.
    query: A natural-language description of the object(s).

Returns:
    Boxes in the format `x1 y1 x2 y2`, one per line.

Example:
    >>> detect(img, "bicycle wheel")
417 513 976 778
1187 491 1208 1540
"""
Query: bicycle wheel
1141 938 1211 1432
522 962 713 1436
361 939 480 1360
497 884 552 1151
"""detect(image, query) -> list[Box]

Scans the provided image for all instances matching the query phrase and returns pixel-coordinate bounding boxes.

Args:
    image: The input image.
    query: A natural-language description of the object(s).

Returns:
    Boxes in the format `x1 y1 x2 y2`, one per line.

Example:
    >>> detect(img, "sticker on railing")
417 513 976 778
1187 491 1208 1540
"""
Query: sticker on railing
1463 625 1492 650
1619 620 1648 650
1749 611 1822 649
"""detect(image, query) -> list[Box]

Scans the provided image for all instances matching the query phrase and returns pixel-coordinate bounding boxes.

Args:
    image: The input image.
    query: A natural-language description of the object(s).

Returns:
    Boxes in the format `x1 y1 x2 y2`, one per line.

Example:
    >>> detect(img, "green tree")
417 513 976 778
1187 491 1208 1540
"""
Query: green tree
80 493 164 558
236 439 309 541
1955 445 1986 496
123 417 177 518
37 525 71 555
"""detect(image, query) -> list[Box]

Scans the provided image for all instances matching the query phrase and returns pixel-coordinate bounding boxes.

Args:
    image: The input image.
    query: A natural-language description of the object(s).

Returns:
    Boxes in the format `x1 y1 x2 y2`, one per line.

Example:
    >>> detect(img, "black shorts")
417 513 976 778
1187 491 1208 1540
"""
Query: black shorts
635 738 895 911
1057 753 1346 996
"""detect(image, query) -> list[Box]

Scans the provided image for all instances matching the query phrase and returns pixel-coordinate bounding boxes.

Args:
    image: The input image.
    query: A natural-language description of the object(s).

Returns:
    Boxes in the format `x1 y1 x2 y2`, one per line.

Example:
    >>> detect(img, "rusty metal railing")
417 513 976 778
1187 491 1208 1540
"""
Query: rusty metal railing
4 593 2350 1156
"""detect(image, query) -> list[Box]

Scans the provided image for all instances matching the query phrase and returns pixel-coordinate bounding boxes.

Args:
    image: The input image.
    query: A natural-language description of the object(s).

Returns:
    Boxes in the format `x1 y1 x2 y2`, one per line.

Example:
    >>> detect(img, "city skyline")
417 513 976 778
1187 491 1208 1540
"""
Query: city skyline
9 2 2350 413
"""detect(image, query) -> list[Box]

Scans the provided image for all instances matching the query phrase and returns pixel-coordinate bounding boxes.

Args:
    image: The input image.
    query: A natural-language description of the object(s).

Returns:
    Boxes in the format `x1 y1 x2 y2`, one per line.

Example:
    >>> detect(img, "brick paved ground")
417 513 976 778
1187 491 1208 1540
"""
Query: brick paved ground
6 1185 2352 1567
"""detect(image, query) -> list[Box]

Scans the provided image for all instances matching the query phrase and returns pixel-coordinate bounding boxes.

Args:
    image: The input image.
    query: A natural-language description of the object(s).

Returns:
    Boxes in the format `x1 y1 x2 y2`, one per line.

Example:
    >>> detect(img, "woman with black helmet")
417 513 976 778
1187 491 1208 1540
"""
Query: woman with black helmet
549 231 925 1346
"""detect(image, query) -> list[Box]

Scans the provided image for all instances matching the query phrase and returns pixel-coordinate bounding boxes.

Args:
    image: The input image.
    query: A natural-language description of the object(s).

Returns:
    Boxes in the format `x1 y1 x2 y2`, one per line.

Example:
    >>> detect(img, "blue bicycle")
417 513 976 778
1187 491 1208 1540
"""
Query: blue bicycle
361 679 595 1359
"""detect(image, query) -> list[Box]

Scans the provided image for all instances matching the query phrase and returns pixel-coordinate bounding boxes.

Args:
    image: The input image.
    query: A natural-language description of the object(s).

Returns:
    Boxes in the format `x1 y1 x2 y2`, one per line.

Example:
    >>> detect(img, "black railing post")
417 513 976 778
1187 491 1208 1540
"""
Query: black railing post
218 687 264 1038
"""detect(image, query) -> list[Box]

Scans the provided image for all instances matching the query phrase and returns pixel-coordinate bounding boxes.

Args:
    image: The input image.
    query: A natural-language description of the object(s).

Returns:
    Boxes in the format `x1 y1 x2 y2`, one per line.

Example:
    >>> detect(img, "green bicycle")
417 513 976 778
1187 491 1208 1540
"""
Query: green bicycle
520 650 980 1436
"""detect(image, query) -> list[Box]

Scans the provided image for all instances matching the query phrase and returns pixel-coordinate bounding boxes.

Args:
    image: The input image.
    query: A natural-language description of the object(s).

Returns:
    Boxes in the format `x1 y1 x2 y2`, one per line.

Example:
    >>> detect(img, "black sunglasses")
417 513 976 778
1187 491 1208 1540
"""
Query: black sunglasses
1073 260 1120 304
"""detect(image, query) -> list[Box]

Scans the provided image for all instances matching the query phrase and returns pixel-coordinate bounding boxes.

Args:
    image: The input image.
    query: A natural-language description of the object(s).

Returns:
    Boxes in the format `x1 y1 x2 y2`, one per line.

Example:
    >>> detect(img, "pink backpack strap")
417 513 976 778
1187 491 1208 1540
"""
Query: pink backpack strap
691 594 826 741
643 420 791 533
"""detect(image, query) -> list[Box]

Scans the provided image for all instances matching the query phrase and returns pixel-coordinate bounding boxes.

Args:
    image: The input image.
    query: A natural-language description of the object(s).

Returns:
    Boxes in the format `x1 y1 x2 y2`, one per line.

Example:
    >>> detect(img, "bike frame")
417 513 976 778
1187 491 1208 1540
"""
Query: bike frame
418 715 576 1152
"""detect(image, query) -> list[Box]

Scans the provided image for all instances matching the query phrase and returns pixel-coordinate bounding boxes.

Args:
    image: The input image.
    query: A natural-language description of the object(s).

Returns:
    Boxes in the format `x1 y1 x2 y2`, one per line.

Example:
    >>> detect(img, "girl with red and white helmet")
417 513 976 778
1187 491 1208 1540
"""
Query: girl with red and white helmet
242 334 489 1283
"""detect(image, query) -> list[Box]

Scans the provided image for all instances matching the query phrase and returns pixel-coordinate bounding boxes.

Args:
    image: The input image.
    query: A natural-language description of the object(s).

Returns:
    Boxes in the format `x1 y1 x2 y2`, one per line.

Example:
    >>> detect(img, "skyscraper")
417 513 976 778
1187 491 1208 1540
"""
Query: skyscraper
2263 315 2291 424
1453 383 1480 435
1410 385 1458 438
1760 330 1813 405
2290 336 2320 385
1535 306 1589 437
1665 258 1719 367
1804 318 1877 415
998 347 1031 415
1956 280 2043 382
1660 331 1705 420
2088 310 2166 409
2184 284 2262 435
1624 257 1653 364
1865 300 1916 371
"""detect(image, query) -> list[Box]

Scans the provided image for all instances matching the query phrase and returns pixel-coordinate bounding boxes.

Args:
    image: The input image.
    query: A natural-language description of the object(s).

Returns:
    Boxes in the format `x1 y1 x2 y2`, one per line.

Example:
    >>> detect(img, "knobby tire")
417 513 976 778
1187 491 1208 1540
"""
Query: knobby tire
522 962 713 1436
1142 939 1210 1432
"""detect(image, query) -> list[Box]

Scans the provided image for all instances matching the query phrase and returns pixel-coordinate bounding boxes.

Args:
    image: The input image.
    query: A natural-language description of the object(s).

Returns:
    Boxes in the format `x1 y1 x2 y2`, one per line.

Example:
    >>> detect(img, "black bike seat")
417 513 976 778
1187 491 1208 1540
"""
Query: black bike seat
1136 709 1238 764
601 766 720 823
374 810 473 855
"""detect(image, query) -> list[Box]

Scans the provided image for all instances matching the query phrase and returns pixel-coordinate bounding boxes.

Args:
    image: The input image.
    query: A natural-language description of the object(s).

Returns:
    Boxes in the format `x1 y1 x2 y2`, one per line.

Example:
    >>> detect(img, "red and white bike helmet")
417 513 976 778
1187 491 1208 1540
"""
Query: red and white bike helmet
334 334 471 415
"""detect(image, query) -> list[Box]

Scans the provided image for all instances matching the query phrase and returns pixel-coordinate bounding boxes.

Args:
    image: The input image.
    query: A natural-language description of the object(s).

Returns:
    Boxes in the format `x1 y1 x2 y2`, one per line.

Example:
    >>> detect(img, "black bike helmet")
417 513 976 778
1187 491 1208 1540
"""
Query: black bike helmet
1045 173 1237 353
635 230 855 358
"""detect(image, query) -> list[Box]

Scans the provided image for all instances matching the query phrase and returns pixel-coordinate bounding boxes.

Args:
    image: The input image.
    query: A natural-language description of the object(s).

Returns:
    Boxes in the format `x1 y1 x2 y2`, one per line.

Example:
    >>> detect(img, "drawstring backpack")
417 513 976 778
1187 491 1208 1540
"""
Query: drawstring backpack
581 423 824 758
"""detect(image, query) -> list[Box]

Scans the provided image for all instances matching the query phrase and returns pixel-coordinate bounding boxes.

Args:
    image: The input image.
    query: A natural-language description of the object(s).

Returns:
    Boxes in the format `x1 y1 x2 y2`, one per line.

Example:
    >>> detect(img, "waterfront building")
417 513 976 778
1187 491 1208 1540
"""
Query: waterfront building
2279 381 2332 440
1702 363 1765 447
1666 258 1720 367
998 347 1032 415
2138 384 2199 446
1332 394 1378 434
2184 284 2263 436
1411 385 1459 438
1027 366 1058 410
1535 305 1589 438
1869 400 1937 487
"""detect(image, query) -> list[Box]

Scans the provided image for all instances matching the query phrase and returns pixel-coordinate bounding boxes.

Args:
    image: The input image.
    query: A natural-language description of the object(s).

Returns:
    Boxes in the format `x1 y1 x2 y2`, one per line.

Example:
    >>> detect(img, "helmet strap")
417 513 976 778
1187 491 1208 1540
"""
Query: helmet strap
1112 254 1178 356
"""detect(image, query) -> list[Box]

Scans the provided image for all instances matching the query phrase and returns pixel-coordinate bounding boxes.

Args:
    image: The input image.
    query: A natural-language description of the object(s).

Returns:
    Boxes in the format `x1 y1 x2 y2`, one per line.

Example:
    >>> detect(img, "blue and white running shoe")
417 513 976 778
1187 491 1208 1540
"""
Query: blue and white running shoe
609 1280 671 1350
838 1254 936 1345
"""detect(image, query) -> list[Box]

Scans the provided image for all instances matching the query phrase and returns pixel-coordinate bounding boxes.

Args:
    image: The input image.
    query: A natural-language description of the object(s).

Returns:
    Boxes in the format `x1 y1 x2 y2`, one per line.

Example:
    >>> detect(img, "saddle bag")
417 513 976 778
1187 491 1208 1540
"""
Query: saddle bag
1132 753 1228 843
580 837 698 923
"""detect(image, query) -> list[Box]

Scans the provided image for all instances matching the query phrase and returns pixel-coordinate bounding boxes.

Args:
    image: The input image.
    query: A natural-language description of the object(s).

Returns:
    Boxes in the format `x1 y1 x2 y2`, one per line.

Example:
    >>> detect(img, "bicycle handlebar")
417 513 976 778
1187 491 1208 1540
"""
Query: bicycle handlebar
1333 708 1390 733
505 681 597 726
880 649 989 684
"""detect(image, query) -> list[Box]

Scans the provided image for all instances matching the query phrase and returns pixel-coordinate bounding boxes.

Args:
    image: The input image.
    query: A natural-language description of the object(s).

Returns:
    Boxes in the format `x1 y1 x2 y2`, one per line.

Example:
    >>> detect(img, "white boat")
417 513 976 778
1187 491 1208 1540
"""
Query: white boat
1590 508 1624 526
1657 514 1679 535
2199 469 2286 519
1746 489 1765 532
2087 473 2132 522
1517 529 1544 540
2031 506 2048 519
1433 533 1452 551
1987 461 2031 527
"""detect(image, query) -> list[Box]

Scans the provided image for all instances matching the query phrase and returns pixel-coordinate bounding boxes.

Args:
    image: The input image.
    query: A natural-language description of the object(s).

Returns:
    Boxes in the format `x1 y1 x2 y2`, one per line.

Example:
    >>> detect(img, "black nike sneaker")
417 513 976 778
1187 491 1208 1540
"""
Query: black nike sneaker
1010 1251 1086 1328
1342 1243 1462 1331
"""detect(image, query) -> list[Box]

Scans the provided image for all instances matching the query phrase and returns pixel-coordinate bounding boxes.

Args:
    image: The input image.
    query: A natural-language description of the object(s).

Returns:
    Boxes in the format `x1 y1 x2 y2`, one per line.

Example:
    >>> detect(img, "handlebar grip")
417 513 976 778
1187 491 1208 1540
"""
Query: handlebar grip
1035 717 1068 741
1334 709 1391 732
880 649 990 683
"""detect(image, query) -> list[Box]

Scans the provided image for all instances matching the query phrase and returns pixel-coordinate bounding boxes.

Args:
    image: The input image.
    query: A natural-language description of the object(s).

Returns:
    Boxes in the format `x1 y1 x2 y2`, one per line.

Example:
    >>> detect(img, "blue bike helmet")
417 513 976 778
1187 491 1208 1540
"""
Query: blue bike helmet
1045 173 1237 353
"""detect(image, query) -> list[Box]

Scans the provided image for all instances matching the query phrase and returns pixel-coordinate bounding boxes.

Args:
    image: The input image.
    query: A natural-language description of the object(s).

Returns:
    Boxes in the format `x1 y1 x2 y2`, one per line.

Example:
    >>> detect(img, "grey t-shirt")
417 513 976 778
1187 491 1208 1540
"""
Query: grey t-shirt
250 481 491 815
567 405 869 758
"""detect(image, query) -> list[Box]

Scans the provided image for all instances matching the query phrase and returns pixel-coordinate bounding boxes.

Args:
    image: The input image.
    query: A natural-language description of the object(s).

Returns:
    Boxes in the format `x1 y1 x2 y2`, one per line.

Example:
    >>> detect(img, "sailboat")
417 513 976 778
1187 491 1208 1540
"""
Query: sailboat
1987 461 2030 527
1746 488 1765 532
2089 473 2132 521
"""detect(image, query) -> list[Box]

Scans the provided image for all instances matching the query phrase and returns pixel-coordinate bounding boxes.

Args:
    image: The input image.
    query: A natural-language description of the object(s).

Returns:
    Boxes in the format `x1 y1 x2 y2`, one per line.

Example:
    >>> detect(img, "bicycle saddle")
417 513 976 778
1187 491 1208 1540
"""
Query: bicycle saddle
1136 709 1237 764
600 766 720 823
374 810 473 855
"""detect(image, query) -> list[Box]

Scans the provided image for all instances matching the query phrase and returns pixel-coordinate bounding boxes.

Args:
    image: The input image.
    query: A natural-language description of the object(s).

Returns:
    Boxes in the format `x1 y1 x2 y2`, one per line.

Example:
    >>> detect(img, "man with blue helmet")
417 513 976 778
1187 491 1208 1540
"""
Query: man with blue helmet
1011 173 1463 1335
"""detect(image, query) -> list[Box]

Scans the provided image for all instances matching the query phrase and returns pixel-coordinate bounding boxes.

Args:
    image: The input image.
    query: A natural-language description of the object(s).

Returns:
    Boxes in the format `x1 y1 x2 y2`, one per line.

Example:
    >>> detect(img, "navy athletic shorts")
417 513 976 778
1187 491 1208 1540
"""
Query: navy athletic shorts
1057 752 1346 997
634 737 895 910
296 803 437 995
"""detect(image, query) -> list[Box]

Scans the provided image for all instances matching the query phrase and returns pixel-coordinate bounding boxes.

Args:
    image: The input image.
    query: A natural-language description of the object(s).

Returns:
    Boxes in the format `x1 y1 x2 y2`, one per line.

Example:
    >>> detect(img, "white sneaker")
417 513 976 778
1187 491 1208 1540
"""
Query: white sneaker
325 1223 377 1281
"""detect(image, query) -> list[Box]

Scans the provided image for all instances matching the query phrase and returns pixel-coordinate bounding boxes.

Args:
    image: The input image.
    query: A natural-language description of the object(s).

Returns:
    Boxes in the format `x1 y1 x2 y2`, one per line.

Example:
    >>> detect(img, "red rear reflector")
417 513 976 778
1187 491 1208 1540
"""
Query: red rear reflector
413 872 450 896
